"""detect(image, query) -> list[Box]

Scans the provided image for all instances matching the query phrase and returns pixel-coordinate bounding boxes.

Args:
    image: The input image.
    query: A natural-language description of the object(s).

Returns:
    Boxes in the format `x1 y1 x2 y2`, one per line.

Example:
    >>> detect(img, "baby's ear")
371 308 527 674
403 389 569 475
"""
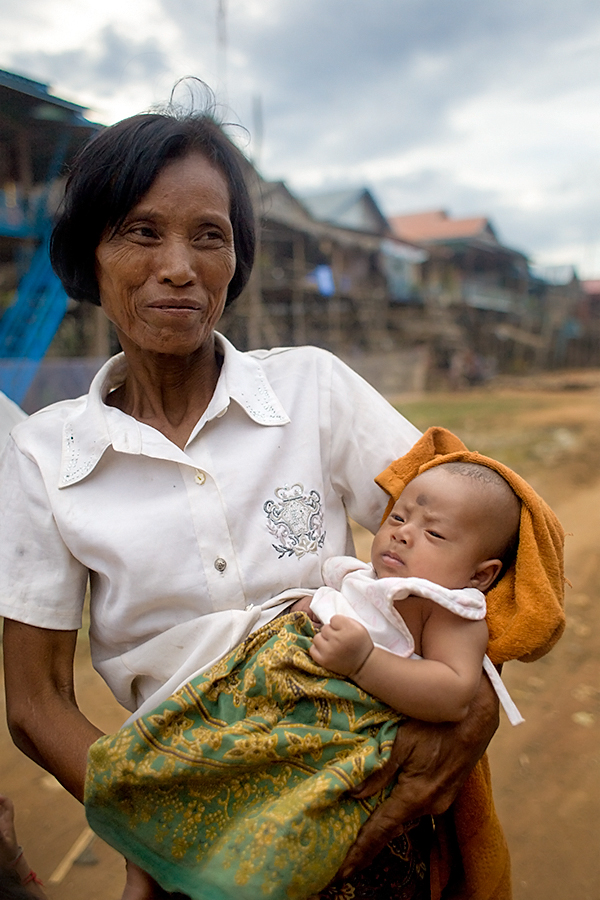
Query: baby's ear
469 559 503 592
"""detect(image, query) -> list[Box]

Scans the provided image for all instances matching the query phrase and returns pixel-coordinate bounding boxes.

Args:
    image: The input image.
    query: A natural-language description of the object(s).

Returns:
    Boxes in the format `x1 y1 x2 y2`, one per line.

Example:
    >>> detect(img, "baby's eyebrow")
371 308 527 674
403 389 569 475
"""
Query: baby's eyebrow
420 507 451 525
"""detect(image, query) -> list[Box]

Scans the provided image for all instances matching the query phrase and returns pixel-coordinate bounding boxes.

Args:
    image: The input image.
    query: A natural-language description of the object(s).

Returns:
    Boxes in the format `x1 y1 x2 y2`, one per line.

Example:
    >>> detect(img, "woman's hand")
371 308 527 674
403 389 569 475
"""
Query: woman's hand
336 671 500 880
122 861 169 900
310 616 373 676
285 596 322 624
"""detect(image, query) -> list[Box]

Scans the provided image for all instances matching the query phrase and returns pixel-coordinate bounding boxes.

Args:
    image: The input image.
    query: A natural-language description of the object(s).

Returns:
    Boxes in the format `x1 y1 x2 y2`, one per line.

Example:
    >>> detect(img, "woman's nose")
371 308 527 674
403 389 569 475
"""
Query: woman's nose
157 239 196 286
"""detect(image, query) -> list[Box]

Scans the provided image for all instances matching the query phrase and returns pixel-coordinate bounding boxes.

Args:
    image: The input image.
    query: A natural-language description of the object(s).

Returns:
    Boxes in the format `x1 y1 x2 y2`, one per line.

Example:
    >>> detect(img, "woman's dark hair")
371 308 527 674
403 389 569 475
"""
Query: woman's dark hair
50 112 256 307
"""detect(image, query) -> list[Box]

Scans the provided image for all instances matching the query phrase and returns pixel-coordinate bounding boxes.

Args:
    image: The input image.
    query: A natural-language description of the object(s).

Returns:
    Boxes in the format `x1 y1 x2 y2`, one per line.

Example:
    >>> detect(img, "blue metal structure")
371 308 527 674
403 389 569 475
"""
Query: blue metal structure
0 235 69 403
0 69 99 404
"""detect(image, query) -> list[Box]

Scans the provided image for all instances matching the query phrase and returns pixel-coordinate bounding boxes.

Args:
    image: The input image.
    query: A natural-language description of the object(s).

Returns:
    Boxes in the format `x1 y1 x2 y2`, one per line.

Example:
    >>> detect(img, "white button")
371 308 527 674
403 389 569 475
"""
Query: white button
214 557 227 573
245 603 255 611
195 470 206 485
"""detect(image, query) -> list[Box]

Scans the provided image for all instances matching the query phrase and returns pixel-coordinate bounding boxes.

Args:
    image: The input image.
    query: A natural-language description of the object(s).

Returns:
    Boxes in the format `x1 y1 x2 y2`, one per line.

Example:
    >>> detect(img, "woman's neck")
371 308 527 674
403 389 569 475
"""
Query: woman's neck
106 335 223 450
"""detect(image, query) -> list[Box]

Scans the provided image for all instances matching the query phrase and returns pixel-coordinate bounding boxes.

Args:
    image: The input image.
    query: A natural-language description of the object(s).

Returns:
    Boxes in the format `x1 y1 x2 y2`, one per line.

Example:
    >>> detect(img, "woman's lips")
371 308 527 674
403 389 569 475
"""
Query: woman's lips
146 300 202 310
143 301 205 319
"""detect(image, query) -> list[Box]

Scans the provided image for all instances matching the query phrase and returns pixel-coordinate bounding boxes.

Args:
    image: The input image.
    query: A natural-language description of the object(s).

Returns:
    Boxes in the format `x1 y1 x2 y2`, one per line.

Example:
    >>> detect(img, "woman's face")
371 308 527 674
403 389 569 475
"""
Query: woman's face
95 152 236 358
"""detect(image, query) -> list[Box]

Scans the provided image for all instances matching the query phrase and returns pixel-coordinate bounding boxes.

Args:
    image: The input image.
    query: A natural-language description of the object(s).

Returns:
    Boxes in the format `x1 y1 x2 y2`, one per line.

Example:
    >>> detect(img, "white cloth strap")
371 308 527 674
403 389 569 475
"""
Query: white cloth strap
482 656 525 725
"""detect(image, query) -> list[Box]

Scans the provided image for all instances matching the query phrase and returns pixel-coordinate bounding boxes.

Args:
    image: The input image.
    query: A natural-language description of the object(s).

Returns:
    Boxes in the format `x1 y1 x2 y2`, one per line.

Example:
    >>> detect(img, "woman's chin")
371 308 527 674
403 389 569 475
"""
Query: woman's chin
119 328 218 360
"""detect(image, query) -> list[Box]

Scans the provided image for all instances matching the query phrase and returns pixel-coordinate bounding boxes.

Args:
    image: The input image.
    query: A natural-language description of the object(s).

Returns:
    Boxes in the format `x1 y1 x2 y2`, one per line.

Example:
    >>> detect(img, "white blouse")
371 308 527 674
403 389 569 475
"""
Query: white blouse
0 335 421 712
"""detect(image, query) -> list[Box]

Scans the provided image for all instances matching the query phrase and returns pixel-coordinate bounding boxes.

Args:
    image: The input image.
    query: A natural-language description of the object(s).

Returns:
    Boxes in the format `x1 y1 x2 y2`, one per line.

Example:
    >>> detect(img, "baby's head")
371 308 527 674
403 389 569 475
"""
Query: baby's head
371 461 521 592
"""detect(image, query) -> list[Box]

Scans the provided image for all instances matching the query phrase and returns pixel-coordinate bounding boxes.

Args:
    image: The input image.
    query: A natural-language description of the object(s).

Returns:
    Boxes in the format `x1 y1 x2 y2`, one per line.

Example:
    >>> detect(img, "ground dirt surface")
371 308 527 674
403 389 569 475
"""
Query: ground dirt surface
2 369 600 899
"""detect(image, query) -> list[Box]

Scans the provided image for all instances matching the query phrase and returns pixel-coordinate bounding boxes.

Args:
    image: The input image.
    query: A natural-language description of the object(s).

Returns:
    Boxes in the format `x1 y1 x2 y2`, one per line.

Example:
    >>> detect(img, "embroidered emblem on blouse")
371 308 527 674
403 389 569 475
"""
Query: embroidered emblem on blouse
264 484 325 558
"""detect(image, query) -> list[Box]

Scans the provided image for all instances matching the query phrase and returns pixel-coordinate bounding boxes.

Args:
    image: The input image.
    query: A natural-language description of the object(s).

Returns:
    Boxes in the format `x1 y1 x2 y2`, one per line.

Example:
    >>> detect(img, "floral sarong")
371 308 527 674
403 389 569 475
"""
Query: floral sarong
85 613 429 900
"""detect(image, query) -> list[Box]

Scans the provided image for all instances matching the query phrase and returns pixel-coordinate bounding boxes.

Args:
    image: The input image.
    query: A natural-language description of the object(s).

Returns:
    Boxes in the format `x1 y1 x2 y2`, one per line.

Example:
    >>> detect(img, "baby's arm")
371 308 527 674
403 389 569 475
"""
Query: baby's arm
309 605 488 722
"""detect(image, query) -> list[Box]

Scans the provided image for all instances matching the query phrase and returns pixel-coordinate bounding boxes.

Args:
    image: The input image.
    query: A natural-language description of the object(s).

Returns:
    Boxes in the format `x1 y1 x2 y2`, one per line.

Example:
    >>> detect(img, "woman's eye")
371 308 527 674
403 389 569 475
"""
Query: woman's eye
129 225 157 239
197 229 225 244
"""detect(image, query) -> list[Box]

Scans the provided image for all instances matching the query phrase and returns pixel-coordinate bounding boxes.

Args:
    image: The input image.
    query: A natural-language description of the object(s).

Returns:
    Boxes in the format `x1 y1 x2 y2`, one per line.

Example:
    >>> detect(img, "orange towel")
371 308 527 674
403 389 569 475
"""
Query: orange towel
375 426 566 900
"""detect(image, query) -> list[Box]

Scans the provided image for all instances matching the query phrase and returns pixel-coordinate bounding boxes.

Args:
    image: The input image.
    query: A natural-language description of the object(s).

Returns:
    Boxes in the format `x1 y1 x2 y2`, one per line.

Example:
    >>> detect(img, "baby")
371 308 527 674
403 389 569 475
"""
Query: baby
303 459 522 723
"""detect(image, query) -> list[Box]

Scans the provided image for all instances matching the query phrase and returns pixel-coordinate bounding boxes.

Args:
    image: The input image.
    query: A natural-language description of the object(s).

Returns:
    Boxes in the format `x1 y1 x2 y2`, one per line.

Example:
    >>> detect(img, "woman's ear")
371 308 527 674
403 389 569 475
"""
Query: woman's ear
469 559 503 592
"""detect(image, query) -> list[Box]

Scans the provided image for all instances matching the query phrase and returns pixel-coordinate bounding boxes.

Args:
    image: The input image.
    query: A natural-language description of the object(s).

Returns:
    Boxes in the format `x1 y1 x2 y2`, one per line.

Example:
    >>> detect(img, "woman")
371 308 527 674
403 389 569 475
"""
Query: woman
0 110 501 899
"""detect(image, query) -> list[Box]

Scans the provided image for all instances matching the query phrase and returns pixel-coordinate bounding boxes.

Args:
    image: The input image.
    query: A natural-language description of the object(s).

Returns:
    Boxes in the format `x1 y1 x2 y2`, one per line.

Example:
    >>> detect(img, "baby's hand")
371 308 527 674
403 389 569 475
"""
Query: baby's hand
309 615 373 677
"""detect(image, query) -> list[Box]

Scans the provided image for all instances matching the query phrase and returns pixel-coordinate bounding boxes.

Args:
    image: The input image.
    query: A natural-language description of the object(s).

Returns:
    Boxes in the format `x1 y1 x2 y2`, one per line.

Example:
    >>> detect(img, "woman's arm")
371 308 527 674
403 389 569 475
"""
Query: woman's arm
310 610 489 721
3 619 104 802
337 670 499 879
4 621 164 900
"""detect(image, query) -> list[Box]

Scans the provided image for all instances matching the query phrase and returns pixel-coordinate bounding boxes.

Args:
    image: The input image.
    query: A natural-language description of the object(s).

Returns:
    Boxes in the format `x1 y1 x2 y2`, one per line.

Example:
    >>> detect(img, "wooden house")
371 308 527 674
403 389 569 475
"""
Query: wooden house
389 209 565 379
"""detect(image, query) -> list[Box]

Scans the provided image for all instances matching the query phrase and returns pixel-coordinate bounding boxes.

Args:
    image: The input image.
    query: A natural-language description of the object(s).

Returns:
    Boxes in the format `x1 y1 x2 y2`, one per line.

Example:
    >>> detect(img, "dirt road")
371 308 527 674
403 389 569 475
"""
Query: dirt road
2 372 599 899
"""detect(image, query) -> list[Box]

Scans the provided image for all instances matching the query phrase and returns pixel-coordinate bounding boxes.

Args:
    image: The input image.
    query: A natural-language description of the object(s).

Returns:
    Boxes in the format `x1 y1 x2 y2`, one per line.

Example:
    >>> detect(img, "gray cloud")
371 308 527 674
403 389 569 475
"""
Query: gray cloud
3 0 600 272
185 0 600 181
11 24 170 100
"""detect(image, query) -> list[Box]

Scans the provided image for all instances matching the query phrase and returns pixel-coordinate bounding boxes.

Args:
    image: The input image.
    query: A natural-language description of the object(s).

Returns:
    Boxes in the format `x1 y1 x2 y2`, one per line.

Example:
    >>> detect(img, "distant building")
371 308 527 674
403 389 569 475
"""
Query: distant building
562 279 600 367
581 279 600 315
0 68 101 406
301 188 427 305
301 187 392 236
224 181 426 355
1 68 590 407
390 209 529 314
0 67 99 278
388 208 580 378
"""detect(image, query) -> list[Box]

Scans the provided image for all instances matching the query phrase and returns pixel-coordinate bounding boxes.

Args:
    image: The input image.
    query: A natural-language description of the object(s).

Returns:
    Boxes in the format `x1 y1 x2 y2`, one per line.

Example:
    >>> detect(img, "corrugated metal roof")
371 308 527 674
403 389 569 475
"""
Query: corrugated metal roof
300 187 391 236
258 181 385 250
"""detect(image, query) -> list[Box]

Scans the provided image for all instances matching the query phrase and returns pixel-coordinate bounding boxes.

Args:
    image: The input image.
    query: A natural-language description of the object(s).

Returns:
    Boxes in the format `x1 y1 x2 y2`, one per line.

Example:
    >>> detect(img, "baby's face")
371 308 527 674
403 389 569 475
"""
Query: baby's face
371 466 493 590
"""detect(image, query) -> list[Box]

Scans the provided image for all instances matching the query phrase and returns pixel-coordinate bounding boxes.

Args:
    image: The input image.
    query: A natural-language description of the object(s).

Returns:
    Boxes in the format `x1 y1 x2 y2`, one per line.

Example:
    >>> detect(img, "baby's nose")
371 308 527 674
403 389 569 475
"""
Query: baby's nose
393 522 411 544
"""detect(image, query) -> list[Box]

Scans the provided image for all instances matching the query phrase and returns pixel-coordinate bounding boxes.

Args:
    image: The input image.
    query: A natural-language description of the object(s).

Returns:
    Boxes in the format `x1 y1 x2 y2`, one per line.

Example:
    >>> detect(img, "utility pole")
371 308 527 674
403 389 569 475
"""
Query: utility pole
216 0 228 101
252 94 264 169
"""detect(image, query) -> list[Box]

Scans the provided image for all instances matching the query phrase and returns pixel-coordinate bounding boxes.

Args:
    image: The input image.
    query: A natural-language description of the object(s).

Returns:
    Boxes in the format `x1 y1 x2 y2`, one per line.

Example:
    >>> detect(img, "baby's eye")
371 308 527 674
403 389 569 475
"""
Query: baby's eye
427 530 445 540
391 514 404 523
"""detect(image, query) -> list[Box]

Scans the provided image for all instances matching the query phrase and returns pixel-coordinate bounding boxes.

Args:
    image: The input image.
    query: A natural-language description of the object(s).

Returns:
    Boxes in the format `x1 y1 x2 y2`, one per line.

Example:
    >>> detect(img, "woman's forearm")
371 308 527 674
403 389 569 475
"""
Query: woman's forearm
337 671 500 879
8 693 103 802
3 619 103 802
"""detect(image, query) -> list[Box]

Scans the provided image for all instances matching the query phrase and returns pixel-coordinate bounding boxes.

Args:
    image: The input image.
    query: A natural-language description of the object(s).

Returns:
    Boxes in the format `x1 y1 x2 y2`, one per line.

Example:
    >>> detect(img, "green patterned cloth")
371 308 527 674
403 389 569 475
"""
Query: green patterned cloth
85 612 408 900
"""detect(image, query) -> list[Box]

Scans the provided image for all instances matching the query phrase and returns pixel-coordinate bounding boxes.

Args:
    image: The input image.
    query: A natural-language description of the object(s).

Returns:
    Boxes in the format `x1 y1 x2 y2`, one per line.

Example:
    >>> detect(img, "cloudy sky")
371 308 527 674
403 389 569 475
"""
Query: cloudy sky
2 0 600 277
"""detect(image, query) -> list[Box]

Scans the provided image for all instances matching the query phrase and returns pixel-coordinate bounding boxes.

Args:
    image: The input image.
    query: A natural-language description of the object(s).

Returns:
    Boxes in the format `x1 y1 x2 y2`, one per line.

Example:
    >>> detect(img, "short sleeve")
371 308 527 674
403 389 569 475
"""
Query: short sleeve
0 436 88 629
0 391 27 452
327 357 421 533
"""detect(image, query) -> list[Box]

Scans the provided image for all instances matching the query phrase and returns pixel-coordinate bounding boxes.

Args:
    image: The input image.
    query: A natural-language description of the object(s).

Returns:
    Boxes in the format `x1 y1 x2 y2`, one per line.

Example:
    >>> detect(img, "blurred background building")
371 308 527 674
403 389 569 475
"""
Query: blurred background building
0 67 594 411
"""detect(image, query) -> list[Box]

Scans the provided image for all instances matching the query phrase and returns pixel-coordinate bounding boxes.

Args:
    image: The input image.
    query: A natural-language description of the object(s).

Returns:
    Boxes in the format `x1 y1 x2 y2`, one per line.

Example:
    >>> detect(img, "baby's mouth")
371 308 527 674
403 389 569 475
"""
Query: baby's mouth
381 550 404 566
